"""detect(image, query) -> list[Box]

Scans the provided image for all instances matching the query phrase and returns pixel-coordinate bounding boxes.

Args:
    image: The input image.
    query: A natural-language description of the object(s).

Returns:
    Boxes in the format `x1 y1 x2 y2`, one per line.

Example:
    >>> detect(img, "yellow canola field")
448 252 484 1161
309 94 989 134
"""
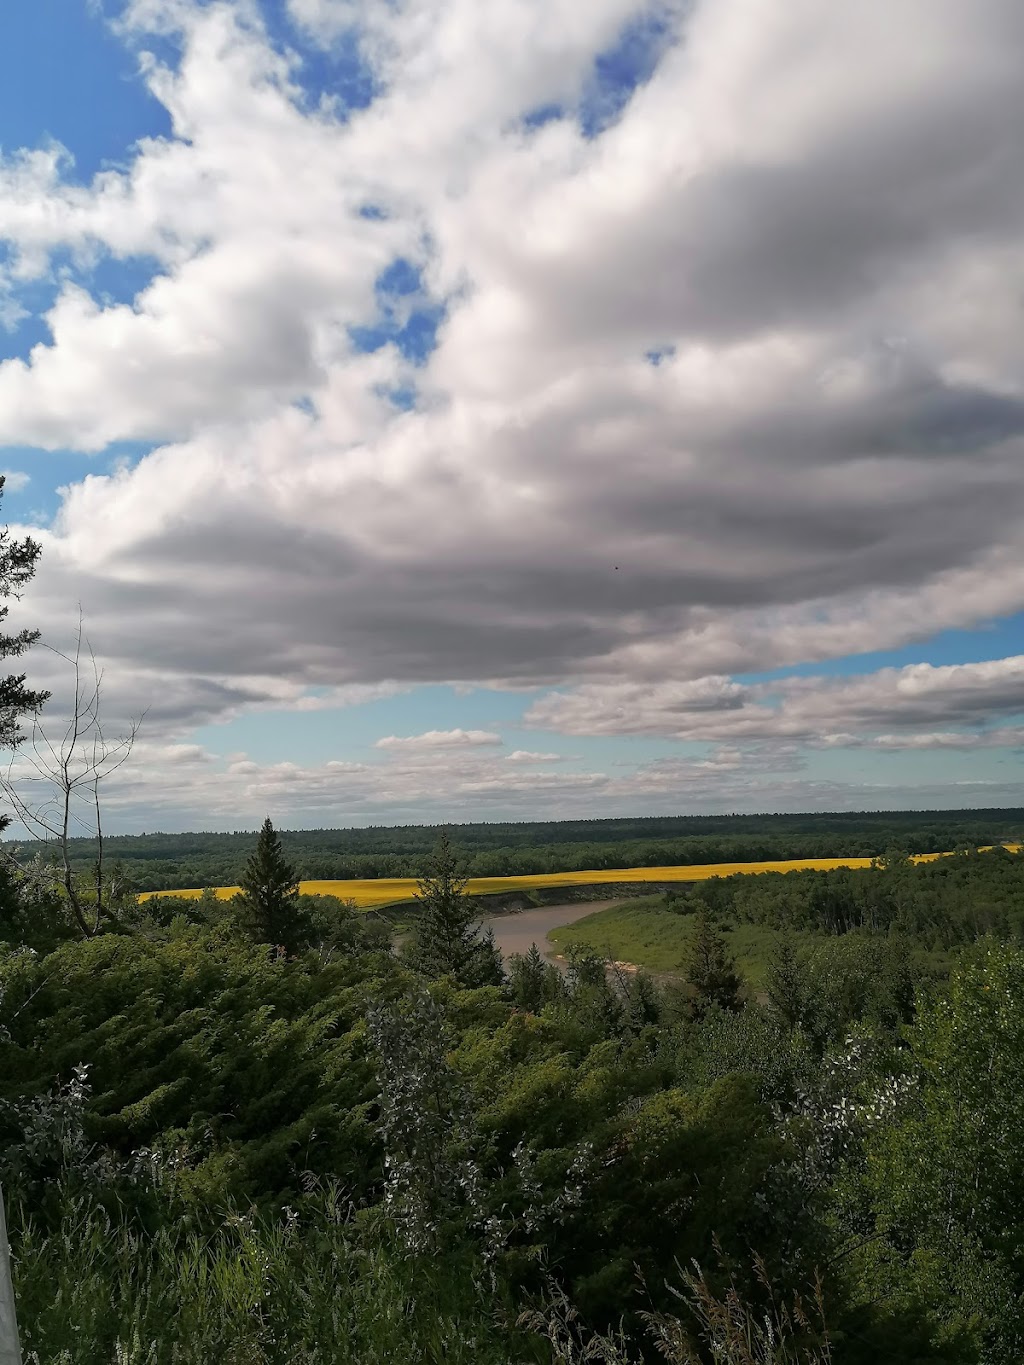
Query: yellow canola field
141 850 971 909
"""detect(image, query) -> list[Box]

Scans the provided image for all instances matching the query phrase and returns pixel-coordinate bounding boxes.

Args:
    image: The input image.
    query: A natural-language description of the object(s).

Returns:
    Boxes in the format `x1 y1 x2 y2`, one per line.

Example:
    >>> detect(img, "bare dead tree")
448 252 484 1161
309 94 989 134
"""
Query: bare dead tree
0 619 141 938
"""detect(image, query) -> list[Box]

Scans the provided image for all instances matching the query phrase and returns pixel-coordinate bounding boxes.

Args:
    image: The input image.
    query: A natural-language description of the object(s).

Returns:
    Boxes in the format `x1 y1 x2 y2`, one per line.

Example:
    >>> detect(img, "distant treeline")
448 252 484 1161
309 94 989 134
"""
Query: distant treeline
8 807 1024 892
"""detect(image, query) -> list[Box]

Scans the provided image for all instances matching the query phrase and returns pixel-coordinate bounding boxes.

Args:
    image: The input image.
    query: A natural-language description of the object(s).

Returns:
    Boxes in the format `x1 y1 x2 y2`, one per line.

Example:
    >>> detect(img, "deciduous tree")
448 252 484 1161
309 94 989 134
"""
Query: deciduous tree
1 620 138 938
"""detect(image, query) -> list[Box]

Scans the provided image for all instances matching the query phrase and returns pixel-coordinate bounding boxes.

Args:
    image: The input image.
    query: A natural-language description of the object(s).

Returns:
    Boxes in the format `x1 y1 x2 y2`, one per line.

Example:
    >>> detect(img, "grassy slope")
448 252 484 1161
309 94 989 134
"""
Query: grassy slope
547 895 953 987
547 896 792 985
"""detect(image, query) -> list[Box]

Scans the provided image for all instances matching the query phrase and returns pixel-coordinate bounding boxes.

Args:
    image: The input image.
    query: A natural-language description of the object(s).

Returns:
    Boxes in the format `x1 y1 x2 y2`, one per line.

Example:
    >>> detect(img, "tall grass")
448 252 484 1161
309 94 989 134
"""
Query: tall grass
11 1191 542 1365
10 1190 836 1364
521 1257 832 1365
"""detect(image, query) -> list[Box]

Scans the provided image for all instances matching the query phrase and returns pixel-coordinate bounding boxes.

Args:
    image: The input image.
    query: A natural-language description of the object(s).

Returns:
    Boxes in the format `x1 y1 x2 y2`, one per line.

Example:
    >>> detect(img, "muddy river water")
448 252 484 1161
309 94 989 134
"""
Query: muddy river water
482 901 618 965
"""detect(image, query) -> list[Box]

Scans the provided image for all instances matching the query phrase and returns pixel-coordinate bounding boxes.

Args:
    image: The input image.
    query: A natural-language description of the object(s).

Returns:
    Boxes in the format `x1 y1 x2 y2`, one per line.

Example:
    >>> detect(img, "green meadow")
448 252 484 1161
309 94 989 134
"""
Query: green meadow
550 893 955 987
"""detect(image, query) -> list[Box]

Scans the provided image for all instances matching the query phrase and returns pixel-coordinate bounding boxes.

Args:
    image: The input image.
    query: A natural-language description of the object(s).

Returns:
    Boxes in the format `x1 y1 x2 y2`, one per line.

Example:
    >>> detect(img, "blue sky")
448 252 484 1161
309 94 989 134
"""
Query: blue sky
0 3 169 179
0 0 1022 831
738 617 1024 683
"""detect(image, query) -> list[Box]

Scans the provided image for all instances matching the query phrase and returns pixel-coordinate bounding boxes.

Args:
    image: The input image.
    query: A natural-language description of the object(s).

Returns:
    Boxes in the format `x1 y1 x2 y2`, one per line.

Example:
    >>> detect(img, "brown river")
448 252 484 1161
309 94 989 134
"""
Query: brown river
482 901 618 965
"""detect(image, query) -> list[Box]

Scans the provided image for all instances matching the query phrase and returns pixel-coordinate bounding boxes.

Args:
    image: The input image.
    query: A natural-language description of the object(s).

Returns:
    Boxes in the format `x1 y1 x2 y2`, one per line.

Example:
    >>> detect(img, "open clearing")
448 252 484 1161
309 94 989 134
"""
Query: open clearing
141 851 959 907
548 897 829 985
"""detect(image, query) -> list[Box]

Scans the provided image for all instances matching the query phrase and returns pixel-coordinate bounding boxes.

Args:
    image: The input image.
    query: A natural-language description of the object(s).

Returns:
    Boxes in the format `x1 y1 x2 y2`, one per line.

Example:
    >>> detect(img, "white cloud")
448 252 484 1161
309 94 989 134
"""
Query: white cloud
0 471 30 494
823 728 1024 751
146 742 212 764
2 732 608 831
6 725 1020 838
375 728 503 750
526 656 1024 748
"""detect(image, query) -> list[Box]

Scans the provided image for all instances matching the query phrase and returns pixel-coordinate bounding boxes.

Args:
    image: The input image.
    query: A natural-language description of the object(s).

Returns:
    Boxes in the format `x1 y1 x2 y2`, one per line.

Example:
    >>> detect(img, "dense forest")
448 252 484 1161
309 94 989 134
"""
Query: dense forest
11 806 1024 890
553 844 1024 982
3 827 1024 1362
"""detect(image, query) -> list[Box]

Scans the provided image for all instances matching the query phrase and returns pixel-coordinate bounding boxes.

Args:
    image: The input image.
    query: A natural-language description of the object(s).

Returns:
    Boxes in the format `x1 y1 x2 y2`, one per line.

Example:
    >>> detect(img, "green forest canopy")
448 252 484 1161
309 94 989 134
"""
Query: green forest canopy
8 806 1024 891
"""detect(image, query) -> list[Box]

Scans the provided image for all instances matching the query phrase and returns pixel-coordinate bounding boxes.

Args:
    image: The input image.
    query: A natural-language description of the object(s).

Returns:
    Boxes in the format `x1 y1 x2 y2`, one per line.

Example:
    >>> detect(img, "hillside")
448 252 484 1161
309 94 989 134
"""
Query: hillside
4 839 1024 1361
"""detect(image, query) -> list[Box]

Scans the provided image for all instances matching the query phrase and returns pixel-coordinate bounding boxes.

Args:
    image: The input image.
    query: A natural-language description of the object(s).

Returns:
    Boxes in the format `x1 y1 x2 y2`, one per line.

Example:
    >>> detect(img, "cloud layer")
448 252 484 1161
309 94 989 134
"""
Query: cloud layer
11 728 1020 836
1 0 1023 822
526 657 1024 748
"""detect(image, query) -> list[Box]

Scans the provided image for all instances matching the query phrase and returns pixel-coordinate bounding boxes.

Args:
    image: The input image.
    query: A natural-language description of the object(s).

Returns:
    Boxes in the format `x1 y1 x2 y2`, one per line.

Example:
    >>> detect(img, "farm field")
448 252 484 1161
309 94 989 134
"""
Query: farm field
141 849 961 907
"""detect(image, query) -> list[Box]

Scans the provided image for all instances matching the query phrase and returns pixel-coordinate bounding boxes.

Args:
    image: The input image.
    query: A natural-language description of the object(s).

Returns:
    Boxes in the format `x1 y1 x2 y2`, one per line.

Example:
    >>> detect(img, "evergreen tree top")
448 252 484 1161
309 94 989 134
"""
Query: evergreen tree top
241 817 299 902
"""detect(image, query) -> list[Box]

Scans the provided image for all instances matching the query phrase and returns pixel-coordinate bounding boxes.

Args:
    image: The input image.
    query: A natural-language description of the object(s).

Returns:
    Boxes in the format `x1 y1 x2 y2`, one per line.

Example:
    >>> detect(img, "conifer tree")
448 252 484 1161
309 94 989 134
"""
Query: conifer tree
238 817 304 954
507 942 564 1012
765 935 807 1032
410 831 503 986
0 476 48 756
682 902 742 1019
623 968 662 1030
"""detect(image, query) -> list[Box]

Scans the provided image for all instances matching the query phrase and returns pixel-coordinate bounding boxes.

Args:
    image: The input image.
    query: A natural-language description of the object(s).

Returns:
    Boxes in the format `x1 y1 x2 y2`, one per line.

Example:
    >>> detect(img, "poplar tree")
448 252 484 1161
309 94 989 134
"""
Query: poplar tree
238 817 303 954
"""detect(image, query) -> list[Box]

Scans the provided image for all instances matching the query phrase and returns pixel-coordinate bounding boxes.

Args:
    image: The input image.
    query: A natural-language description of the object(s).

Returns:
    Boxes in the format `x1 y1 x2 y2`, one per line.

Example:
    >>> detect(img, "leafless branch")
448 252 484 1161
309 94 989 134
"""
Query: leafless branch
0 616 142 938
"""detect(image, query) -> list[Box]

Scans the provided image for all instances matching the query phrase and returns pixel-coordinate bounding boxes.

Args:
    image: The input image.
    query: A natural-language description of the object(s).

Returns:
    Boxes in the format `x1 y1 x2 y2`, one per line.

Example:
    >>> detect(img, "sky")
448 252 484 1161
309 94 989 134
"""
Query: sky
0 0 1023 833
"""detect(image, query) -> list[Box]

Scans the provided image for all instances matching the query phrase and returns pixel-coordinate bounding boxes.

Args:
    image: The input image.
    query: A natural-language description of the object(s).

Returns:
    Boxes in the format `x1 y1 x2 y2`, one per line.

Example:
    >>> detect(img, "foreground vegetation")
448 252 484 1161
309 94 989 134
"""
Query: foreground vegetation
3 828 1024 1362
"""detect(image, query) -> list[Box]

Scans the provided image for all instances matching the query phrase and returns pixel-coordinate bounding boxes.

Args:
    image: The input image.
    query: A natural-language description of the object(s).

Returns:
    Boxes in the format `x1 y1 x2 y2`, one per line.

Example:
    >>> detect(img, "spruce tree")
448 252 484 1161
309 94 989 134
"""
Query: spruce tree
682 902 742 1019
507 942 563 1012
410 832 503 986
238 817 303 954
765 935 807 1032
624 968 661 1030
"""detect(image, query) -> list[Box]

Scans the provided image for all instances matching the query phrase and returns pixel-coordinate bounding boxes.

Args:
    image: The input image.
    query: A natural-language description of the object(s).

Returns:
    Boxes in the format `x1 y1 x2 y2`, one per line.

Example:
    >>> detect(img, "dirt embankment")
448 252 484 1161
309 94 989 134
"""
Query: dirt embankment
469 882 676 916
